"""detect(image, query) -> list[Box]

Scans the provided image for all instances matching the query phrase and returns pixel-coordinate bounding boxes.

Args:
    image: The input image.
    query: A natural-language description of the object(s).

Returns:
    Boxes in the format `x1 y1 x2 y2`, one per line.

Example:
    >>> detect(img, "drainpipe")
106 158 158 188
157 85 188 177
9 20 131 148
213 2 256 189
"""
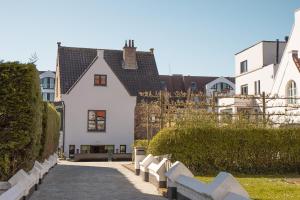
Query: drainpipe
276 39 279 64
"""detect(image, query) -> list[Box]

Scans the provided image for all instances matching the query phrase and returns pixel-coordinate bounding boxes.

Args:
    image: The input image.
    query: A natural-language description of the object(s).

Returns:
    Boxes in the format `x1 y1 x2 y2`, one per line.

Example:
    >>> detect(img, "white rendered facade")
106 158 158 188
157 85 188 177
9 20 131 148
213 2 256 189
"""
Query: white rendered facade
219 9 300 125
235 41 286 96
58 50 136 156
268 9 300 124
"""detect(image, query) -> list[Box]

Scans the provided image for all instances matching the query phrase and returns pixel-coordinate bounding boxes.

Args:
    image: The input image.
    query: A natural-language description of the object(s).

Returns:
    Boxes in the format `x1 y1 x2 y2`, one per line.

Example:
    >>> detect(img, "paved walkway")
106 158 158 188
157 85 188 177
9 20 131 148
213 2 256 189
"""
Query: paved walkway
30 160 166 200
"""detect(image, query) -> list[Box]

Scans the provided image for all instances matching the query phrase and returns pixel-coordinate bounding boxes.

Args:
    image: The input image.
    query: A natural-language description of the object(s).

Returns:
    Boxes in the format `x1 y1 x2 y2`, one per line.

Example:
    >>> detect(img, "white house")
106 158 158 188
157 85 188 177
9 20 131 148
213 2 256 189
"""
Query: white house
218 40 287 116
219 8 300 125
39 71 56 102
235 40 286 96
268 8 300 124
55 40 161 158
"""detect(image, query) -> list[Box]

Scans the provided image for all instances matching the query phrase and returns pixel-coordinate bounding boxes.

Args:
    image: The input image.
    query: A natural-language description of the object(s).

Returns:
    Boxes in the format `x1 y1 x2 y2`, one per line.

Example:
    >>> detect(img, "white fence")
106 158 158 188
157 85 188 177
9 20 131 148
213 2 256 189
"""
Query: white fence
0 153 58 200
134 149 250 200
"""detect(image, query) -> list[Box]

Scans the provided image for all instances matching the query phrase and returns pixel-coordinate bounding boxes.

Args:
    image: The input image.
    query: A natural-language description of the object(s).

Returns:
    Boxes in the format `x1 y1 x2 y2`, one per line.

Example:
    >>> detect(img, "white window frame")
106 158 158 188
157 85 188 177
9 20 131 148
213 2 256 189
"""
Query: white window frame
241 84 248 95
287 80 297 104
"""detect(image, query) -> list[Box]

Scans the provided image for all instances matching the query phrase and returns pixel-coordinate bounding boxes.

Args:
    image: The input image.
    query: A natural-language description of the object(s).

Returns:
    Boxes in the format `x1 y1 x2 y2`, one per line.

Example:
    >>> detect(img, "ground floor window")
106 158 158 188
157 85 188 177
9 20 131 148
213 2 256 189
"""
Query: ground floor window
241 84 248 95
120 145 126 154
79 145 115 154
80 145 90 154
286 80 297 104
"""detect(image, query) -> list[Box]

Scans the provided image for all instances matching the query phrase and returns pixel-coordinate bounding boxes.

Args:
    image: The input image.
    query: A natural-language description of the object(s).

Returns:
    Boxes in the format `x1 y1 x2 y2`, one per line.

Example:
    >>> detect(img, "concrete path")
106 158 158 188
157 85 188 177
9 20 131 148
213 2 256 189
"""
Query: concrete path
30 160 166 200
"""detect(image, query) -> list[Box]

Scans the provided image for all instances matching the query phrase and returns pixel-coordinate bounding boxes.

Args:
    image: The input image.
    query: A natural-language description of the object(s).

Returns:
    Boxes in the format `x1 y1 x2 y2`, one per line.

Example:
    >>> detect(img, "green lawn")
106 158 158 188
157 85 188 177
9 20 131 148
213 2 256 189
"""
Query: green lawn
196 174 300 200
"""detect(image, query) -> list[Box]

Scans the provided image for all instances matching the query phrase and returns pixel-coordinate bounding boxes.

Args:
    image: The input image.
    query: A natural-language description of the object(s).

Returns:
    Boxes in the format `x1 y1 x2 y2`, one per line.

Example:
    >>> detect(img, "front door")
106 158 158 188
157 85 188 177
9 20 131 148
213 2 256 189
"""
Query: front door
90 145 106 153
69 145 75 158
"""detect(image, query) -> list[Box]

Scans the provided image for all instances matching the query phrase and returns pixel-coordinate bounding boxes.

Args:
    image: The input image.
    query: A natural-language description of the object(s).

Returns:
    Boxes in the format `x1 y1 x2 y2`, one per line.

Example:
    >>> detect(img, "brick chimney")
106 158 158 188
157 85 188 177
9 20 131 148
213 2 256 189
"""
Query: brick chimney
123 40 137 69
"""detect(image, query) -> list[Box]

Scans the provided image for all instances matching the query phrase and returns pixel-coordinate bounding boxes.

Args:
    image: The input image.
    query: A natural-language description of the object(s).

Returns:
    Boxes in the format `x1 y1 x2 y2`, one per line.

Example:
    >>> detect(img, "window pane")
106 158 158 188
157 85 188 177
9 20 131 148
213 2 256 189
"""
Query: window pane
97 121 105 130
120 145 126 154
100 75 106 85
89 111 96 120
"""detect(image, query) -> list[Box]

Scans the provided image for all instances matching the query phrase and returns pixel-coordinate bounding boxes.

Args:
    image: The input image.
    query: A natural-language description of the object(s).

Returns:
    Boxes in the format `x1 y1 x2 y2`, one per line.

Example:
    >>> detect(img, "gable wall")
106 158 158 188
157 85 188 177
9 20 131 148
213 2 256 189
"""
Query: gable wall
62 50 136 155
271 10 300 97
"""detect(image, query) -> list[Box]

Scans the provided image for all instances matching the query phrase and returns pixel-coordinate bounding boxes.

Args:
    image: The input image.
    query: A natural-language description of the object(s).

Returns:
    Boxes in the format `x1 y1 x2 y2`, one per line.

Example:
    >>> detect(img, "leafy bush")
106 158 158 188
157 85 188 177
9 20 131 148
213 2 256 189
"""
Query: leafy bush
0 62 43 180
39 102 60 160
148 127 300 174
133 139 149 151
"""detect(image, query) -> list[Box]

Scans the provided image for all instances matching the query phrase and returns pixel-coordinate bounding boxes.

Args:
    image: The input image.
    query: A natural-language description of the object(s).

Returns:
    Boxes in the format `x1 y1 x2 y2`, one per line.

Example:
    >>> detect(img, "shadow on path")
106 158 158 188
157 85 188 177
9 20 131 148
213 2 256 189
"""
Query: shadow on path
30 164 165 200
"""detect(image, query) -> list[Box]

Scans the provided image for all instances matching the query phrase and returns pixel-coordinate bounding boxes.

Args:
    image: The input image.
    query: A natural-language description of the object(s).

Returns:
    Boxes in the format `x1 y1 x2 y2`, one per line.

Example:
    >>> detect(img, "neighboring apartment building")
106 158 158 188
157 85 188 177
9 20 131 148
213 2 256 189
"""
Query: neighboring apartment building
235 40 286 96
160 75 235 96
55 40 161 157
39 70 56 102
218 40 287 116
219 8 300 125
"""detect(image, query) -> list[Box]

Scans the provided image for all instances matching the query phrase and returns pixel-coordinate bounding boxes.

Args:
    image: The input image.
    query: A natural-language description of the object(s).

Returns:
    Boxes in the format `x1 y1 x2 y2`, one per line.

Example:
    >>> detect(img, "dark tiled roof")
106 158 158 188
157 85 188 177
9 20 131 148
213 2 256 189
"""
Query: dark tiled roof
103 50 161 96
58 46 161 96
58 47 97 94
160 75 235 93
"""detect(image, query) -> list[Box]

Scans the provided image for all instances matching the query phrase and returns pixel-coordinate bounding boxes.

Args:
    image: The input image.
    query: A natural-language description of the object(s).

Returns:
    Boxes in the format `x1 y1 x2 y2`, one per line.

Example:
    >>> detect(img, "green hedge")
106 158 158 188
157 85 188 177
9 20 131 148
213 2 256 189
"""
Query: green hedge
148 127 300 174
133 139 149 151
39 102 60 160
0 62 43 180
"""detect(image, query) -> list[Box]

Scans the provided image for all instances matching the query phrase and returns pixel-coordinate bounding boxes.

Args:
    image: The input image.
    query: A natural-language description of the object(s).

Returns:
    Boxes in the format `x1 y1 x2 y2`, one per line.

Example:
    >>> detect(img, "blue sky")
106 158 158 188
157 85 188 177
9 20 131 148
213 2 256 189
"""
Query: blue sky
1 1 300 76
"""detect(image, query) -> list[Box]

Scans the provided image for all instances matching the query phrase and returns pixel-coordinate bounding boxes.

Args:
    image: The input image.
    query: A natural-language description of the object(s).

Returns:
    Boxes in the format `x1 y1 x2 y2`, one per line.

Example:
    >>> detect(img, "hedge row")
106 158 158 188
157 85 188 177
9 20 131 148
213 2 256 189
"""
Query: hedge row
39 102 60 160
148 127 300 174
0 62 60 181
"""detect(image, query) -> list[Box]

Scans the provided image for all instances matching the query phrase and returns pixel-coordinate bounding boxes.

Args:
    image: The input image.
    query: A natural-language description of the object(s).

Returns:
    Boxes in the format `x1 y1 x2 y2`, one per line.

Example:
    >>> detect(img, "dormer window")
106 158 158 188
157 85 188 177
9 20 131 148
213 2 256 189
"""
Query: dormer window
191 82 197 91
94 75 107 86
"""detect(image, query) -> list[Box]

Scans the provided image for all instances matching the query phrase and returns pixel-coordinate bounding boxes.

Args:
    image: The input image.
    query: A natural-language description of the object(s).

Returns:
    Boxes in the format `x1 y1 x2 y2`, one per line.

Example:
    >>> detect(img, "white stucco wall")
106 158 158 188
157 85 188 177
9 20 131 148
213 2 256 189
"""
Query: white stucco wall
271 10 300 97
235 64 277 95
267 10 300 123
62 50 136 156
235 41 286 78
235 43 264 76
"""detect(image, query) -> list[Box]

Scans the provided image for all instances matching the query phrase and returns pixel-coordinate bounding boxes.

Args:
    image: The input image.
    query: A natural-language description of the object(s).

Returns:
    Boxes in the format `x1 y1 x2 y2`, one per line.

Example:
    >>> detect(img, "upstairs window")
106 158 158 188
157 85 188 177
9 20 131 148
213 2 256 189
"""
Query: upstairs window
42 77 55 89
94 75 107 86
240 60 248 74
287 80 297 104
211 82 233 92
88 110 106 132
241 84 248 95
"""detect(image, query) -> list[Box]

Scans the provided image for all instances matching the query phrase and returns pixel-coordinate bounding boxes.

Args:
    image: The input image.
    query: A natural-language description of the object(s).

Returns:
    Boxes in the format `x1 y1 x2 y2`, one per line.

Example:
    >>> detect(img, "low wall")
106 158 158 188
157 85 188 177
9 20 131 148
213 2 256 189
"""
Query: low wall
0 153 58 200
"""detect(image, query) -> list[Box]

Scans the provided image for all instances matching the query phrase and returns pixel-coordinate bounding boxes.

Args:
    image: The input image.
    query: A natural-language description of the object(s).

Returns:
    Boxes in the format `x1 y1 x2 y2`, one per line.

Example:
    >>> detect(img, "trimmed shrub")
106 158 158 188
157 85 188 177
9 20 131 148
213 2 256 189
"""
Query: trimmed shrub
0 62 43 180
148 127 300 174
133 139 149 151
39 102 60 160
